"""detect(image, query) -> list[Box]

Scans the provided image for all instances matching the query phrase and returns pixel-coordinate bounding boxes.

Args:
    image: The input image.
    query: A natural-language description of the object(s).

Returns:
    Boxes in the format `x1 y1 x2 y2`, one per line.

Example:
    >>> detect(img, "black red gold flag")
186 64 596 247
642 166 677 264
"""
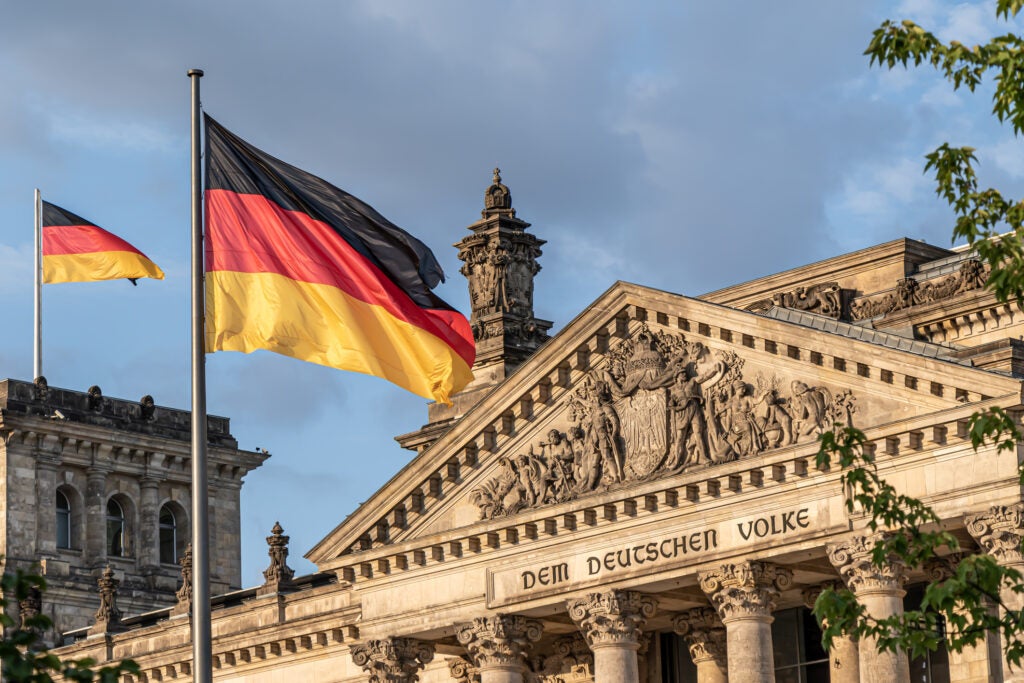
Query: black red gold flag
203 115 475 403
41 202 164 284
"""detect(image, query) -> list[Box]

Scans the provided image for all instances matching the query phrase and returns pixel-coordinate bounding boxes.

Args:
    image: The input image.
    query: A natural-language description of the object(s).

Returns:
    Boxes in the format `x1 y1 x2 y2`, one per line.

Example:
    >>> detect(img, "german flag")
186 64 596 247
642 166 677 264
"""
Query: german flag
42 202 165 285
203 115 475 404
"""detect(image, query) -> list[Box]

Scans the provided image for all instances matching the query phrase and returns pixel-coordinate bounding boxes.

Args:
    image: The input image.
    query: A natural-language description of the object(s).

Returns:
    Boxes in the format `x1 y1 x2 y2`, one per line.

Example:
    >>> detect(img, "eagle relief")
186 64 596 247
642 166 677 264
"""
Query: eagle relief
470 325 856 519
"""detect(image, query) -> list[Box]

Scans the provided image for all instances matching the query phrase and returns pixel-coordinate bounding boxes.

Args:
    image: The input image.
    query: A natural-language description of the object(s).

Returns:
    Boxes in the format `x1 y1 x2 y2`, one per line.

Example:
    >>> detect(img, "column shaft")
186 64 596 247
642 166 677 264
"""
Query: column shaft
138 478 160 570
725 618 773 683
827 634 859 683
84 468 108 566
35 458 59 557
593 642 639 682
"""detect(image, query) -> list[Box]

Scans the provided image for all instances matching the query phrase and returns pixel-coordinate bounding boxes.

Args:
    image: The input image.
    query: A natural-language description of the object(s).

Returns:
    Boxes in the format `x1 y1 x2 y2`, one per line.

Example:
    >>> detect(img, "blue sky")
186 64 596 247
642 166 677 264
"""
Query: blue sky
1 1 1022 586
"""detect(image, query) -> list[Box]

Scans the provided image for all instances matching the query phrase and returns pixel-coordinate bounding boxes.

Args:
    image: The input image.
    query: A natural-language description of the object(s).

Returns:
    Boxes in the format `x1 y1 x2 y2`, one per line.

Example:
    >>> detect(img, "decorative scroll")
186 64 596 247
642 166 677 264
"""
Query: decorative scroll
566 590 657 648
350 638 435 683
471 325 856 519
826 534 908 594
698 561 792 622
456 615 543 671
966 503 1024 565
850 259 988 320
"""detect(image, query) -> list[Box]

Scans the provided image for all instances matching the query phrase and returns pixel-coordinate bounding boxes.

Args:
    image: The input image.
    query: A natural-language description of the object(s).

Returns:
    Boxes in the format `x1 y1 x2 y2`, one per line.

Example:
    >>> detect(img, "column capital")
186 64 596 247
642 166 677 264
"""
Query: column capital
566 589 657 649
349 637 435 683
672 607 726 668
967 503 1024 566
826 534 907 596
455 614 543 672
447 656 480 683
699 560 792 623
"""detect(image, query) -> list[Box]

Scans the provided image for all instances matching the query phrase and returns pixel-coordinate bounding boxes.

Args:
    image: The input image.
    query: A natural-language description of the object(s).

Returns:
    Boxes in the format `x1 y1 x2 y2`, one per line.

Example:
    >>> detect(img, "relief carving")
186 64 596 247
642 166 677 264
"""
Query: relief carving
850 259 989 320
471 325 856 519
748 281 843 318
525 634 594 683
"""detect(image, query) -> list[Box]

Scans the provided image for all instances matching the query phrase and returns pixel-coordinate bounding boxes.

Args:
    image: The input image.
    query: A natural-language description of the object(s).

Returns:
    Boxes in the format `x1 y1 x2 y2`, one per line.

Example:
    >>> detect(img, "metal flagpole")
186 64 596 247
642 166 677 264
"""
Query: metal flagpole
187 67 212 683
33 188 42 380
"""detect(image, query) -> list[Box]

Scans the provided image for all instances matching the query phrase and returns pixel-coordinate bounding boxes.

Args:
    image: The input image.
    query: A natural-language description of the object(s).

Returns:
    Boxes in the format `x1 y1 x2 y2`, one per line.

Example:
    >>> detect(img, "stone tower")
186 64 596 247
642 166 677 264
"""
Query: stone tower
0 377 267 642
396 170 552 451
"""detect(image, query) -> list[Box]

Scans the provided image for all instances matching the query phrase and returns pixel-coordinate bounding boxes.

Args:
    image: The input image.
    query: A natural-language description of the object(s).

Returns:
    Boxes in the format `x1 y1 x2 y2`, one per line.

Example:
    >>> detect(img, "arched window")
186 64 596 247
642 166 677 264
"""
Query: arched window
159 505 177 564
56 491 71 549
106 499 126 557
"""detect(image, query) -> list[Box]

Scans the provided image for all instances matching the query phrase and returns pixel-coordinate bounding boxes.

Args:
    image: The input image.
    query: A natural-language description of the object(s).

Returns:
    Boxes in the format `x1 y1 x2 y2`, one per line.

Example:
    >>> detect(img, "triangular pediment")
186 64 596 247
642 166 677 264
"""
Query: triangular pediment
307 281 1022 569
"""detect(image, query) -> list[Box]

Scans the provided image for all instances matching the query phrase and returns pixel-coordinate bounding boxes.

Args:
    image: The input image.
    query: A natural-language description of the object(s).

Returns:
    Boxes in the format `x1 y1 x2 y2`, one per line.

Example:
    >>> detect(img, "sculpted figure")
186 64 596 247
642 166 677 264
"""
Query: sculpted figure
569 426 600 492
541 429 576 502
665 364 710 470
587 377 625 483
754 386 793 447
515 450 549 508
721 380 762 457
790 380 828 438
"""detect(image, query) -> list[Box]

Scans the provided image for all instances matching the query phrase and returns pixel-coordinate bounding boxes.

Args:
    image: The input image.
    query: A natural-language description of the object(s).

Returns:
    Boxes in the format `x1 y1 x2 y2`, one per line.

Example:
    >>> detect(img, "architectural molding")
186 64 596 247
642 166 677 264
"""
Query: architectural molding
566 589 657 648
456 615 543 671
699 561 792 622
350 637 435 683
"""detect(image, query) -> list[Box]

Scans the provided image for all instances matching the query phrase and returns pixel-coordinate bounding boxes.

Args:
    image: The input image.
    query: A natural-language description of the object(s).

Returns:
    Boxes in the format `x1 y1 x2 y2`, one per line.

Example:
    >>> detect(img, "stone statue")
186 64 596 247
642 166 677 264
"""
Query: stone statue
664 363 710 470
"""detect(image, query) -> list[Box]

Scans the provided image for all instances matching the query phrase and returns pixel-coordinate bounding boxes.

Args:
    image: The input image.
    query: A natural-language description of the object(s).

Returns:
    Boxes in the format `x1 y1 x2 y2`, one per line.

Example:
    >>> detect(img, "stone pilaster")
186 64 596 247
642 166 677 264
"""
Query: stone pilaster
566 589 657 683
699 561 792 683
966 503 1024 682
827 535 910 683
350 637 435 683
138 475 160 571
34 454 60 558
84 466 110 566
455 615 543 683
802 582 859 683
671 607 727 683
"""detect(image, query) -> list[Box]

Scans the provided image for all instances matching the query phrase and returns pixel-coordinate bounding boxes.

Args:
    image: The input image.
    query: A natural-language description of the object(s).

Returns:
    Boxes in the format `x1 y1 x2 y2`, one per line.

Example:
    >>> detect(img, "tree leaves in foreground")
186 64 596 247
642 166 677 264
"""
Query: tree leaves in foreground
813 1 1024 666
0 570 138 682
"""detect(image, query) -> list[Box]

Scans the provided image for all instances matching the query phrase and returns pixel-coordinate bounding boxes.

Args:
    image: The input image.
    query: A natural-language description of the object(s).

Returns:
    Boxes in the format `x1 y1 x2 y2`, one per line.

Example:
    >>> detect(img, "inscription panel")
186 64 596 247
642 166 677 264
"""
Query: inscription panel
487 498 840 608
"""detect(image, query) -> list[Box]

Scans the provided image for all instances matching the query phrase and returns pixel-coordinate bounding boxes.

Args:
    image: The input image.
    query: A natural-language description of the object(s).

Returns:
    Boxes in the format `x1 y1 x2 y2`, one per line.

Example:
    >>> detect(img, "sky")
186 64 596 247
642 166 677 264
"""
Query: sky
1 0 1023 587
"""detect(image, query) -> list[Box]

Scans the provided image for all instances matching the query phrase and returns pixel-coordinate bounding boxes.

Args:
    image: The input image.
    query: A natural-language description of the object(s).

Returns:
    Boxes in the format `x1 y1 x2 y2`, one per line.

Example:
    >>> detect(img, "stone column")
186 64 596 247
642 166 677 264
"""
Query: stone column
827 535 910 683
922 554 997 683
699 560 793 683
138 475 160 571
802 583 859 683
455 615 543 683
967 503 1024 682
566 589 657 683
350 637 435 683
671 607 727 683
84 465 110 567
34 454 60 558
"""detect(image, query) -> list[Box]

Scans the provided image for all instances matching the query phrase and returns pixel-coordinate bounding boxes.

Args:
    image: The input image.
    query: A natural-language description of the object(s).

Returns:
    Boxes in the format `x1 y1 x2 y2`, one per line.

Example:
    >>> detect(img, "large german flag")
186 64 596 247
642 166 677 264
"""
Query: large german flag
203 115 475 403
42 202 165 284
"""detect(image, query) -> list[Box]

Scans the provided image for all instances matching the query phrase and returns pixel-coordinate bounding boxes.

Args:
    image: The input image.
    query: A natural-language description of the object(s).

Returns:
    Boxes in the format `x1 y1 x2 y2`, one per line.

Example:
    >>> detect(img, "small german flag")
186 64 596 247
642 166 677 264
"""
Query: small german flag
203 115 475 404
42 202 165 285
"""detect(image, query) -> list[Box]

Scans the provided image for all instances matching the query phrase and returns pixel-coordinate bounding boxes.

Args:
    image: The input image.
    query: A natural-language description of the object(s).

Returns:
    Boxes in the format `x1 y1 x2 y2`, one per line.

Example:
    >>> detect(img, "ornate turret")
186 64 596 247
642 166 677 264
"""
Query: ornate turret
396 170 553 451
456 168 552 376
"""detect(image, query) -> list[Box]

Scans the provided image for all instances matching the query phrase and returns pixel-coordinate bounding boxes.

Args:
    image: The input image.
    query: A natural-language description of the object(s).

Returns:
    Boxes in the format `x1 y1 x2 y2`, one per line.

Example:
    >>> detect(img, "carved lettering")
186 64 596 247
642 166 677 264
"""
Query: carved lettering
737 507 811 540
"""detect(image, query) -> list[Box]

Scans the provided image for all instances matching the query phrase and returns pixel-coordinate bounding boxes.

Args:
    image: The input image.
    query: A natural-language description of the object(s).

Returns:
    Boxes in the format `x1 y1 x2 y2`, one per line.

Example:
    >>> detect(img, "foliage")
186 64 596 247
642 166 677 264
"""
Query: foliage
812 1 1024 666
0 569 138 683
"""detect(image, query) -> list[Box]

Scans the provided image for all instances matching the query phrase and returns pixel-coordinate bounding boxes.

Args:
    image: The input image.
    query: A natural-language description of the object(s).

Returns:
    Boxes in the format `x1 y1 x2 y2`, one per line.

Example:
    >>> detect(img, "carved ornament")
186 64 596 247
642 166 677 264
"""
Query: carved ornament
671 607 726 667
699 561 793 622
172 544 193 616
262 521 296 588
456 615 543 670
966 503 1024 565
448 656 480 683
748 281 842 318
850 259 988 320
350 637 435 683
826 534 907 595
566 589 657 648
526 634 594 682
471 324 856 519
88 565 124 635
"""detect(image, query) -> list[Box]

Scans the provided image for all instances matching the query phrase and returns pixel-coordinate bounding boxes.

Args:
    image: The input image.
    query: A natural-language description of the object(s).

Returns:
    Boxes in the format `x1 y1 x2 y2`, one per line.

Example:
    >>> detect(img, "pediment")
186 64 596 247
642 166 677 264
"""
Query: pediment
307 282 1022 568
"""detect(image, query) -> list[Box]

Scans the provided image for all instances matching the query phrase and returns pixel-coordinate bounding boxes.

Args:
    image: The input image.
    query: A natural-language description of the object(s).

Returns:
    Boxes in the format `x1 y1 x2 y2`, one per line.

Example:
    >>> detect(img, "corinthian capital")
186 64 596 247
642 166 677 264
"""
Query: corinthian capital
672 607 726 667
826 534 907 596
455 615 543 671
699 561 793 622
966 503 1024 566
566 589 658 648
350 637 435 683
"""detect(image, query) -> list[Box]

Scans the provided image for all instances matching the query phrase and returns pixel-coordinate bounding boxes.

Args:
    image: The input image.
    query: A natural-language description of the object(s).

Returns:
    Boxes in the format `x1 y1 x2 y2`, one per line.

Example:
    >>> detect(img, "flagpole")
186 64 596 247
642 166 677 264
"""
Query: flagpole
187 67 212 683
33 188 42 380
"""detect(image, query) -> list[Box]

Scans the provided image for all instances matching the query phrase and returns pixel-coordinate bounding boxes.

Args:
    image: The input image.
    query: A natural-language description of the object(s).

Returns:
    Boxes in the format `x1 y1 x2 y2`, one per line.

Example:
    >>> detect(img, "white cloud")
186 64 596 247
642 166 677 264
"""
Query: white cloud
983 136 1024 178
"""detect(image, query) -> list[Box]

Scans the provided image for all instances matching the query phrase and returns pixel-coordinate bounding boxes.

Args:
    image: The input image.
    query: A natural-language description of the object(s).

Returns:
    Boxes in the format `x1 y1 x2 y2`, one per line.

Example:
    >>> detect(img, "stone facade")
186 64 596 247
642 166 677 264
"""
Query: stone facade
0 379 267 641
50 174 1024 682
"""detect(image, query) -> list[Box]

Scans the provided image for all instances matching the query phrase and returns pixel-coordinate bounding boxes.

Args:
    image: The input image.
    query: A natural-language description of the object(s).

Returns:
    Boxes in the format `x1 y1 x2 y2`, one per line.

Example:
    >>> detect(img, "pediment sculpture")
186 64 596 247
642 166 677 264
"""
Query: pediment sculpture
471 325 856 519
